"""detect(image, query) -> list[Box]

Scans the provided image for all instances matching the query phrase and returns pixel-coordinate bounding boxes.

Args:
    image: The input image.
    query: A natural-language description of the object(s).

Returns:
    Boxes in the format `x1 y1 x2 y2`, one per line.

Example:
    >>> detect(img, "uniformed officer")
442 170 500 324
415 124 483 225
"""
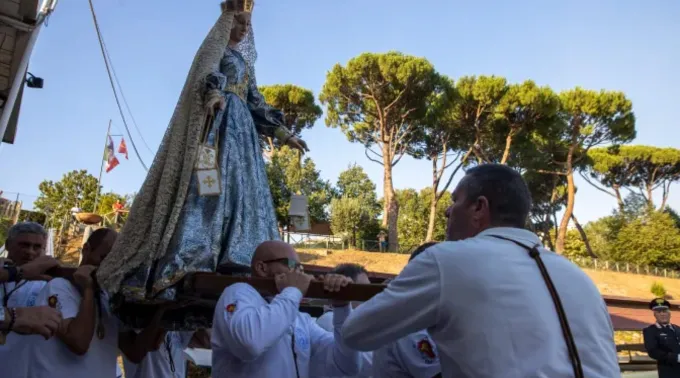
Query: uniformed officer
643 298 680 378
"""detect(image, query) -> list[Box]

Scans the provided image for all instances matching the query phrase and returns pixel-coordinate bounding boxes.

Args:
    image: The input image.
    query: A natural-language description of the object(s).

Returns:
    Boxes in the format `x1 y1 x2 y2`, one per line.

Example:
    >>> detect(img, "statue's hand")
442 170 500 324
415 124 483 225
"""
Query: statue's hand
204 90 226 117
286 137 309 154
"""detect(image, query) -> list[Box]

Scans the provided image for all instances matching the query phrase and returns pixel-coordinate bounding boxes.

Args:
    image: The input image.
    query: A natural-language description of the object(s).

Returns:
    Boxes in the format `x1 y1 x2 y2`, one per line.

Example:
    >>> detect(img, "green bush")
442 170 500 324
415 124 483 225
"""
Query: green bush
651 281 667 298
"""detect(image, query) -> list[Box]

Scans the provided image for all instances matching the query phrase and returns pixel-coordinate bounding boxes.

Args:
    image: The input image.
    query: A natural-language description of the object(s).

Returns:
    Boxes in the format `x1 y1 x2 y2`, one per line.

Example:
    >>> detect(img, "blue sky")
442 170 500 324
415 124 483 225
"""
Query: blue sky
0 0 678 223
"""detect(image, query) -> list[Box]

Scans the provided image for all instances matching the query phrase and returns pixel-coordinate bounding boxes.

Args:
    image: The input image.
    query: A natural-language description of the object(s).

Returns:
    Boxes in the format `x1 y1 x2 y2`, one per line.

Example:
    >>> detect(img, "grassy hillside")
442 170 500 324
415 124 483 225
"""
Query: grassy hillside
299 249 680 299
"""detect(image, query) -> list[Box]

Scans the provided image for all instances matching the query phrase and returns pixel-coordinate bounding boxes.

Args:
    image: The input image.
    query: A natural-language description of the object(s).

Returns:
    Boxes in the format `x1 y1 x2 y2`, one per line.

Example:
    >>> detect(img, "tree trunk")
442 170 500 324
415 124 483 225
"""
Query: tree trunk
646 182 655 209
613 185 624 213
556 144 577 253
382 146 399 252
426 194 438 241
571 213 597 258
426 158 440 241
500 131 514 165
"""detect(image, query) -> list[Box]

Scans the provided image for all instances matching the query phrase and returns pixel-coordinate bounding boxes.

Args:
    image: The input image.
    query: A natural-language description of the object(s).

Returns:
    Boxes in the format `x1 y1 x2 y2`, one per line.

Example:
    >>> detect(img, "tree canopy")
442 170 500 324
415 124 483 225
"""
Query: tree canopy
320 51 444 251
584 145 680 210
259 84 323 155
265 146 334 229
34 170 100 229
551 88 636 253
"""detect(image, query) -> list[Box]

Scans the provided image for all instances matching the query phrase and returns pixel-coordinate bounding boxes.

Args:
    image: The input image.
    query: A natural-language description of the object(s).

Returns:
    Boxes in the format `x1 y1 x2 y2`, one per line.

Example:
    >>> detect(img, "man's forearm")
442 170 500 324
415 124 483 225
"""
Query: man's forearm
0 268 9 283
58 288 96 355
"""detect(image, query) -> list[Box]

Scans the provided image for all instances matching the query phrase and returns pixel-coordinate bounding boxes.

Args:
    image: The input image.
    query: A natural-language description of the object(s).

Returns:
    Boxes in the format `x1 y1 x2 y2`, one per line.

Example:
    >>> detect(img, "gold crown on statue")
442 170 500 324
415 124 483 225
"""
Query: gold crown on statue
244 0 254 12
220 0 254 13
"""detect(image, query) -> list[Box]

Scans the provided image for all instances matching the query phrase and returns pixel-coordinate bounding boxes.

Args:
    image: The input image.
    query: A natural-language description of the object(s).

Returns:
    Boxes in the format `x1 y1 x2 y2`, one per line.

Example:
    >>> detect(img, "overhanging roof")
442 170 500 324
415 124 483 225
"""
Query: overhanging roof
0 0 43 144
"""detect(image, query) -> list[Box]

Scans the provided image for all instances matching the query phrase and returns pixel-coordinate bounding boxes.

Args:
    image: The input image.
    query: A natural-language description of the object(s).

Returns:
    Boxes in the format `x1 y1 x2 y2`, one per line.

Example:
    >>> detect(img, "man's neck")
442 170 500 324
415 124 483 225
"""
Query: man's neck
228 40 239 48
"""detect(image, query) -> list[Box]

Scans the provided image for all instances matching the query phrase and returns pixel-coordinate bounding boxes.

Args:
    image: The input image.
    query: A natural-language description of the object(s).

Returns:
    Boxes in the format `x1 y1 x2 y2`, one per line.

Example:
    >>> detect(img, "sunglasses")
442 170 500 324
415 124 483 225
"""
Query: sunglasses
262 258 302 271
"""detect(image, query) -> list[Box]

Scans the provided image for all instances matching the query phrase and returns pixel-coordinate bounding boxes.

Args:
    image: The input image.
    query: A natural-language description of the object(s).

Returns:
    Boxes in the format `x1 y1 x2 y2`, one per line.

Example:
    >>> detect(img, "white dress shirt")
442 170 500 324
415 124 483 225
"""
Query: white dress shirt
28 278 120 378
372 330 440 378
211 282 361 378
316 310 374 378
342 227 619 378
0 280 47 378
123 331 194 378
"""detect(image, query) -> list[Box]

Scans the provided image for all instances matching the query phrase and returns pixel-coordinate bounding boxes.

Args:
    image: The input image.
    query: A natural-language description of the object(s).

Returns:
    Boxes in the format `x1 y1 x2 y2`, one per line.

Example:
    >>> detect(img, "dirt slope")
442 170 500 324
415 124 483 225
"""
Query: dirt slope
300 249 680 299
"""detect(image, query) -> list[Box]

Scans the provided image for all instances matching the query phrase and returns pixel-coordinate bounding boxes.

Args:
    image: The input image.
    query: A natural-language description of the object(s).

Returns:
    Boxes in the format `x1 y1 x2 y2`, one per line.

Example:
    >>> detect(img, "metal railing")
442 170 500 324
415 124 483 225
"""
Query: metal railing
569 256 680 279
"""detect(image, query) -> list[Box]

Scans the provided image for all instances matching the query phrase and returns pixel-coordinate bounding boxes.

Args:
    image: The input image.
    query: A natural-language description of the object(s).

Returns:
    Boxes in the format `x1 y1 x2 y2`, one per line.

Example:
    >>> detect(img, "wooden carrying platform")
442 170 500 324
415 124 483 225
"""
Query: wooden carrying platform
48 265 388 329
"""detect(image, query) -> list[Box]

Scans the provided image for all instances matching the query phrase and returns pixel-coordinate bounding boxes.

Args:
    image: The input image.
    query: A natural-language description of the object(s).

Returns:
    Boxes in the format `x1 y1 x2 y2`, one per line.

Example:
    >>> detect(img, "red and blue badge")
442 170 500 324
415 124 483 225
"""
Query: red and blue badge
224 302 237 321
416 338 437 363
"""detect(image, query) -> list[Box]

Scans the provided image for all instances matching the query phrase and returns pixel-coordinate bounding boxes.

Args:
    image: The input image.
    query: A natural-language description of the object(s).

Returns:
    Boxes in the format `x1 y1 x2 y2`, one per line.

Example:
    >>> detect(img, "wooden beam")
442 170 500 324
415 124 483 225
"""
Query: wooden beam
183 272 386 301
48 267 387 302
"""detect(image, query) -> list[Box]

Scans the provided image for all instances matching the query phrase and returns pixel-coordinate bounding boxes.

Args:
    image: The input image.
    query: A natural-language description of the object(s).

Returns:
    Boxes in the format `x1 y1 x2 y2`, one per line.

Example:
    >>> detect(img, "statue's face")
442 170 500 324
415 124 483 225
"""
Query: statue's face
230 13 251 44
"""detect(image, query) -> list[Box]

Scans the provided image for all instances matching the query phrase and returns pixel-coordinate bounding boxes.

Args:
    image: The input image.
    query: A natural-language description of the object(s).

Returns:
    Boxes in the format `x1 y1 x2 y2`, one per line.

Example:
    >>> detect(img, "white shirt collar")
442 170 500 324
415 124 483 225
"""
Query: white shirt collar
477 227 542 246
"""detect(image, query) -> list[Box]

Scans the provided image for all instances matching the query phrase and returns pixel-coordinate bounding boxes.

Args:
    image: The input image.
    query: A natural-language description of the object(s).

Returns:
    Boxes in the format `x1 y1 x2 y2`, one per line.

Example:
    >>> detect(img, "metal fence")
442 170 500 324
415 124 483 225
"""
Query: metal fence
569 256 680 279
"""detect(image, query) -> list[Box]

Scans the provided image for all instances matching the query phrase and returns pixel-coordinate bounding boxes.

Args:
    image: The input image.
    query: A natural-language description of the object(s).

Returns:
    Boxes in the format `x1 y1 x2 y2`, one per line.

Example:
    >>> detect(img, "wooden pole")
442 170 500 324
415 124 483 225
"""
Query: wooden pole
48 266 388 302
93 120 112 213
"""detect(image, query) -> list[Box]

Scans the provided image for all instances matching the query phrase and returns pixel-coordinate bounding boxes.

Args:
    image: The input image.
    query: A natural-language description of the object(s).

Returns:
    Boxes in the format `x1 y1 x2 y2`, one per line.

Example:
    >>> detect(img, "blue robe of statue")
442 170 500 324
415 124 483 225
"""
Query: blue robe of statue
121 47 281 301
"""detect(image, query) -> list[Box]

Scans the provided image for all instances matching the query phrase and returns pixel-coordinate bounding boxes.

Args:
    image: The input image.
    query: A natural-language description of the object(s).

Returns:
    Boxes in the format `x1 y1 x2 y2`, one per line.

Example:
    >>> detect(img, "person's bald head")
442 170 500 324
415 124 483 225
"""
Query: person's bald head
251 240 301 278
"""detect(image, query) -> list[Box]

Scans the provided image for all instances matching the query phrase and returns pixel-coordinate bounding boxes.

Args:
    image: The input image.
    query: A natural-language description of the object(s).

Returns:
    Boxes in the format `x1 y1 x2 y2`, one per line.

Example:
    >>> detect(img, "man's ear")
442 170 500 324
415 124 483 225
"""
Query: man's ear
252 261 266 276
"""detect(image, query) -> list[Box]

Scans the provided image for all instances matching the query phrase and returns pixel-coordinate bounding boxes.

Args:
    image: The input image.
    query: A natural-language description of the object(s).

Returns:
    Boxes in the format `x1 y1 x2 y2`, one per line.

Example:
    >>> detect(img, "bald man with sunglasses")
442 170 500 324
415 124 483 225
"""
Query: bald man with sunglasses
211 240 362 378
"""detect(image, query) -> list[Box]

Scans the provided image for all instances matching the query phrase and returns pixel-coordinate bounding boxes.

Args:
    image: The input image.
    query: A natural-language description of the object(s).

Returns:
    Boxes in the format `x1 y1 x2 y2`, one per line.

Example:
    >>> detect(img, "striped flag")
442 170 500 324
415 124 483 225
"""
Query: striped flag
104 135 119 173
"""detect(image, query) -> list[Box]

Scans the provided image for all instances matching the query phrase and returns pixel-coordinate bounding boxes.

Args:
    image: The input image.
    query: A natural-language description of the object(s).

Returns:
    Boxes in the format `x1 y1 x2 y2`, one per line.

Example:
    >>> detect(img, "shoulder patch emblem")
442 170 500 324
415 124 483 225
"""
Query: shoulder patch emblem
417 338 437 362
224 302 237 321
47 295 58 309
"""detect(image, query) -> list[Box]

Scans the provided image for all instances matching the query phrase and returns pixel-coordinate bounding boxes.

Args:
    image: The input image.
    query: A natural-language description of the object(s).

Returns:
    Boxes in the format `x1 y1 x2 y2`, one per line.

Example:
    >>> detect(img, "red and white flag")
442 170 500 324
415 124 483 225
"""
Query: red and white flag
105 156 120 173
118 138 128 160
104 135 119 173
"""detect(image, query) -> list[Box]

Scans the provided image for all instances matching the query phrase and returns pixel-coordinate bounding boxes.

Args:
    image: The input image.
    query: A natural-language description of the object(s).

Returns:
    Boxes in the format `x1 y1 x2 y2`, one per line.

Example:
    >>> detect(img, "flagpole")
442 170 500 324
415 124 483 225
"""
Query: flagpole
93 119 111 213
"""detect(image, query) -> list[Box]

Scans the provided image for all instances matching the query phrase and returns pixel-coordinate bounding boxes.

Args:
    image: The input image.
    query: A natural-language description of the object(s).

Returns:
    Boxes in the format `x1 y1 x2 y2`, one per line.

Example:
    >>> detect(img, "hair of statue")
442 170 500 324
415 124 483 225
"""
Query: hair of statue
6 222 47 244
462 164 532 228
332 263 368 282
409 242 439 262
86 228 115 251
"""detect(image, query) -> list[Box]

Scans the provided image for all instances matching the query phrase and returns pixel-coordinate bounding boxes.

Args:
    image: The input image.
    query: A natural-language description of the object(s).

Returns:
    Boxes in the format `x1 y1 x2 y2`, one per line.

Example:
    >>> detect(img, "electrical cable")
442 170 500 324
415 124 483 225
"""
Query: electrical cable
99 37 155 155
87 0 148 171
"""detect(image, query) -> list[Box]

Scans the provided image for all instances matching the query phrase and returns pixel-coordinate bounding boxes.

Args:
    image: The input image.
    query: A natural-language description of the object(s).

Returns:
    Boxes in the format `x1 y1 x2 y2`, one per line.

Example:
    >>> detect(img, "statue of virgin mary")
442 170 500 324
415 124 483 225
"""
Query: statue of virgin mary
97 0 307 301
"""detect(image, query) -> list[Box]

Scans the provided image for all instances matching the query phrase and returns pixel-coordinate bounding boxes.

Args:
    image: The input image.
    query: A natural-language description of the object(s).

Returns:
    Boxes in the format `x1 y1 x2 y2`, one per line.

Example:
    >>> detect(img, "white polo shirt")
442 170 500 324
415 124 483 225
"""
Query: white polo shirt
123 331 194 378
28 278 120 378
0 280 47 378
342 227 619 378
316 311 374 378
372 330 440 378
211 283 361 378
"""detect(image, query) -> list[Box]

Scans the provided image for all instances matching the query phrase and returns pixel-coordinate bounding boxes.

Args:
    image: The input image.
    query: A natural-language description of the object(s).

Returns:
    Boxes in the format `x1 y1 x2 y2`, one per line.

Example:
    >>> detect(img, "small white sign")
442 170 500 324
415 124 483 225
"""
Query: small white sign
196 169 221 196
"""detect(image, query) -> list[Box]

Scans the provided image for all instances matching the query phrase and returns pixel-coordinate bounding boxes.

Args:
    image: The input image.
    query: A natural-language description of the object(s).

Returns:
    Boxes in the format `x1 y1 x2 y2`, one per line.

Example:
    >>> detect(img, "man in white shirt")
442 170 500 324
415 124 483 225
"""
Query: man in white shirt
123 329 210 378
371 244 441 378
211 240 362 378
0 222 63 378
29 228 164 378
342 164 619 378
316 263 374 378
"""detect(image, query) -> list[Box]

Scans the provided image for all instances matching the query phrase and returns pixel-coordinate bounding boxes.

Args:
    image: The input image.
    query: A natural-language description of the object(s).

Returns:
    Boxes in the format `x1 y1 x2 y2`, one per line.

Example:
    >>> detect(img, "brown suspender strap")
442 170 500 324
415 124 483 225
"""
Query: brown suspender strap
490 235 585 378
